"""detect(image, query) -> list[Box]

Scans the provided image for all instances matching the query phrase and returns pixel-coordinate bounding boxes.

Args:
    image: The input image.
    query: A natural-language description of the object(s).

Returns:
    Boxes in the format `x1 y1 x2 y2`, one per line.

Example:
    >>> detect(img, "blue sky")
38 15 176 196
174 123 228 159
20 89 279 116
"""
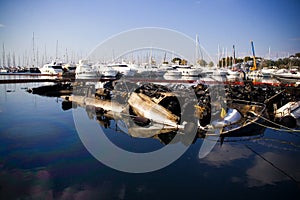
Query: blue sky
0 0 299 65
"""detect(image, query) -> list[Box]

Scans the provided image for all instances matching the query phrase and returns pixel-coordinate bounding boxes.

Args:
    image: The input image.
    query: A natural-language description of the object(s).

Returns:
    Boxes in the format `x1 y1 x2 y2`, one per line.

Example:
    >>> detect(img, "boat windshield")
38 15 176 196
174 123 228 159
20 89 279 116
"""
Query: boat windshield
68 67 76 70
112 65 128 67
52 66 63 69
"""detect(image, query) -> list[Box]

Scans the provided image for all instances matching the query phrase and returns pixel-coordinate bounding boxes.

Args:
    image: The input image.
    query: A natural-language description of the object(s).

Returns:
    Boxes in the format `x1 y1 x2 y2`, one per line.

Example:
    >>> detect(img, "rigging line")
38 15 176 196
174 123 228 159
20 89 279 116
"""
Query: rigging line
258 114 300 132
251 120 300 136
245 144 299 184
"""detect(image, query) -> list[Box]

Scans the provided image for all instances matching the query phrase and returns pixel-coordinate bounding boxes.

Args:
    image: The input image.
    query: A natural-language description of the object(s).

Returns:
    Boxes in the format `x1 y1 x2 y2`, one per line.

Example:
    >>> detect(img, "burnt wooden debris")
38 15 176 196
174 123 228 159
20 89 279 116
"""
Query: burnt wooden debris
26 79 300 143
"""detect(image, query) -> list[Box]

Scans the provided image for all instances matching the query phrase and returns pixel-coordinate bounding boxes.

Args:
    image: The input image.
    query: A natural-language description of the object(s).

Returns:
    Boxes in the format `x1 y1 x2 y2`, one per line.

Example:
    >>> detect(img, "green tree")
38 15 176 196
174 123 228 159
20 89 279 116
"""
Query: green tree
260 60 269 68
208 61 214 67
235 58 243 63
295 52 300 58
181 59 187 65
197 59 207 66
244 56 251 62
172 57 181 64
219 58 227 67
228 57 233 66
283 58 289 65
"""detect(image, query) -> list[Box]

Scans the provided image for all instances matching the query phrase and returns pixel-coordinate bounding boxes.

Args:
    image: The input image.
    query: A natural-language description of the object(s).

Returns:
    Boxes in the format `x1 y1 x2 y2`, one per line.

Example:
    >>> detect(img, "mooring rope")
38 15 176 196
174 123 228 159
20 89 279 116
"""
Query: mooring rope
251 118 300 134
258 114 300 132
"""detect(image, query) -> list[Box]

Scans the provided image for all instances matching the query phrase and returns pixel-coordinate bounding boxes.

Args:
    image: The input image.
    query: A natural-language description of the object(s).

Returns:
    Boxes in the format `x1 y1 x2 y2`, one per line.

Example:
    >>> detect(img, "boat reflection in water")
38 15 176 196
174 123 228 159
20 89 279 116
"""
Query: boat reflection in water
62 80 198 146
58 79 267 146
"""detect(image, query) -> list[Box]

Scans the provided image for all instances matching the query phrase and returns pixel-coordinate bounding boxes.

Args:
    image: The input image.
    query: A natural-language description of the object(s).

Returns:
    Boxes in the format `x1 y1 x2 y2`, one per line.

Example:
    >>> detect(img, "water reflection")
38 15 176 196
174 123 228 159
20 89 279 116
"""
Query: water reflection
199 143 252 167
1 80 300 199
200 141 300 188
69 80 199 143
246 151 300 187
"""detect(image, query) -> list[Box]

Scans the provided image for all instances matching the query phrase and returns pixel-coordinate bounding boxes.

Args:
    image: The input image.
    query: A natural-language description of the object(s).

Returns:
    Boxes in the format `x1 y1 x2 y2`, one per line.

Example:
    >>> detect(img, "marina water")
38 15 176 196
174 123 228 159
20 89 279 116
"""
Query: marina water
0 79 300 199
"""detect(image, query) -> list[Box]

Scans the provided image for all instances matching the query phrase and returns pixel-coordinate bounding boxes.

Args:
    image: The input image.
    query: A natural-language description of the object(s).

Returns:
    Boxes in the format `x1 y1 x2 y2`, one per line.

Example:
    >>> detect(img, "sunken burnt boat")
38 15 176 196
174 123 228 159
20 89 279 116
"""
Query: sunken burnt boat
61 81 267 142
196 99 266 137
62 82 190 140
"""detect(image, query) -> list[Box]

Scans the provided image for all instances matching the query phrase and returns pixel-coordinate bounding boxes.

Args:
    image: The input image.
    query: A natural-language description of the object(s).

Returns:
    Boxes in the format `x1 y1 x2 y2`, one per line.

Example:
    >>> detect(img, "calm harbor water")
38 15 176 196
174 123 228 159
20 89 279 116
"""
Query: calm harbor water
0 78 300 199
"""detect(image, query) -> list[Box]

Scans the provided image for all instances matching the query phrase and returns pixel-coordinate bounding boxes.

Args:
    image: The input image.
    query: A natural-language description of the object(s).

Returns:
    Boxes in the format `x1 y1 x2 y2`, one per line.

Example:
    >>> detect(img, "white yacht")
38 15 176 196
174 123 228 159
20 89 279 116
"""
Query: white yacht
40 61 64 76
261 67 277 77
272 68 300 79
0 67 8 73
160 63 181 77
200 66 228 77
108 62 137 77
75 60 100 79
247 70 263 78
163 69 181 77
128 63 163 77
172 64 202 77
226 69 242 80
94 63 119 78
214 68 228 76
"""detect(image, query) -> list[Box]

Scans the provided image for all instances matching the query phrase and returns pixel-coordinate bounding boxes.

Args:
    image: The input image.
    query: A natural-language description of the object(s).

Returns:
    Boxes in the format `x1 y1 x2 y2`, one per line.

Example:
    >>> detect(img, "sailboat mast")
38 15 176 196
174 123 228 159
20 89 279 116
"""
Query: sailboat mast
32 32 35 67
225 47 228 67
36 46 39 67
56 40 58 60
195 34 199 64
18 55 20 67
217 44 220 67
12 52 15 67
149 47 152 65
44 44 47 64
65 48 68 63
163 52 166 63
7 52 10 67
222 47 224 68
232 45 236 65
2 43 5 67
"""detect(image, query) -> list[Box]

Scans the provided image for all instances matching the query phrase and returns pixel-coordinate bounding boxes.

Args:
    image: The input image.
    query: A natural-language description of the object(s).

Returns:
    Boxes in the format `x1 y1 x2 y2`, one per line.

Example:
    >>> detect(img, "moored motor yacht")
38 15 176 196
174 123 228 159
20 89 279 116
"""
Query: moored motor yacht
108 62 137 77
261 67 277 77
272 68 300 79
226 69 242 80
75 60 100 79
173 64 202 77
94 63 119 78
40 61 64 76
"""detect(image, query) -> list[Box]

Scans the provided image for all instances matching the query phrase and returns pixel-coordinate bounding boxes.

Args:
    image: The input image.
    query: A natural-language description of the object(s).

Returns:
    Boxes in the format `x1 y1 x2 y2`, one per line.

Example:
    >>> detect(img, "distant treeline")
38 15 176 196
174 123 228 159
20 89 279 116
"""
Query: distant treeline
218 52 300 68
